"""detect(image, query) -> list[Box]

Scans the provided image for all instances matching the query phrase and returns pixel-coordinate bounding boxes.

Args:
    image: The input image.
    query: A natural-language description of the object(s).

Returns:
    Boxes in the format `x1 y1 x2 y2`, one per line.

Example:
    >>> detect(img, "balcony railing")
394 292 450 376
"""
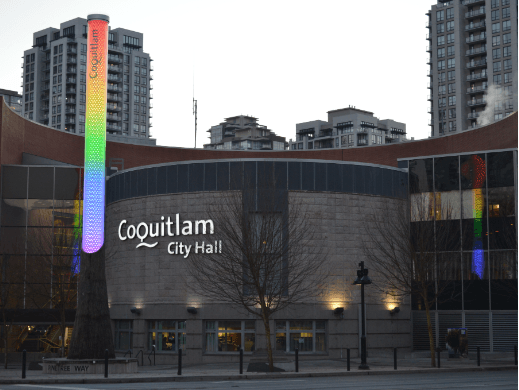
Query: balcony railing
65 98 76 105
40 114 49 120
108 75 122 82
426 33 431 40
107 124 122 131
66 67 77 73
66 88 76 95
65 108 75 114
467 98 487 107
107 114 121 121
65 117 75 124
150 63 154 71
467 85 488 94
466 59 487 69
465 8 485 18
107 93 121 101
67 48 77 54
107 103 121 111
466 46 487 56
467 72 488 81
66 78 76 84
467 112 480 119
107 85 122 92
462 0 485 5
66 58 77 64
108 65 122 73
108 54 122 63
466 33 486 43
465 20 486 31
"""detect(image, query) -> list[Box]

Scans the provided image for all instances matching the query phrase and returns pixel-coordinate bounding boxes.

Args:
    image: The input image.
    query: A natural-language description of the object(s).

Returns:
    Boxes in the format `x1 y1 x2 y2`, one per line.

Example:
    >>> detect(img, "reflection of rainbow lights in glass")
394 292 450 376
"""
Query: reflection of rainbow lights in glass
83 16 109 253
461 155 486 279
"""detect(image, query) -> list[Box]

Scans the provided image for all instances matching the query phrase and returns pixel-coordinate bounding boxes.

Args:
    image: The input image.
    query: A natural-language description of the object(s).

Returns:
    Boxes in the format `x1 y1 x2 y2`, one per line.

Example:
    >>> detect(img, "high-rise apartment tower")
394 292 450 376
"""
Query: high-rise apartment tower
22 17 155 145
427 0 517 137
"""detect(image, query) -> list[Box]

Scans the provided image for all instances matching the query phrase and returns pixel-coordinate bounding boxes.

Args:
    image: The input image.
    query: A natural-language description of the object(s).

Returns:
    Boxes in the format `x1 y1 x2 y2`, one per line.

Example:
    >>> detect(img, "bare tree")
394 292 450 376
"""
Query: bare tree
186 177 328 371
363 194 457 367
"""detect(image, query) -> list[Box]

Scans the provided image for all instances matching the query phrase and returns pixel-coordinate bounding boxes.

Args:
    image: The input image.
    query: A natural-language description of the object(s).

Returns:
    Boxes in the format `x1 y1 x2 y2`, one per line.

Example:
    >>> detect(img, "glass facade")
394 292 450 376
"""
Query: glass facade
1 166 83 310
409 151 517 352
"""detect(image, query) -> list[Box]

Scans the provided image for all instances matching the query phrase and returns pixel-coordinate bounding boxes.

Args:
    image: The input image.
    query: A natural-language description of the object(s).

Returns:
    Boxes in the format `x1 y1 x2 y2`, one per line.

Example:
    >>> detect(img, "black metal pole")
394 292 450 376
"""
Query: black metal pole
239 348 243 374
178 348 182 375
104 349 108 378
437 348 440 368
347 349 350 371
515 345 517 366
295 348 299 372
394 348 397 370
359 282 369 370
477 346 480 366
22 350 26 379
153 346 156 366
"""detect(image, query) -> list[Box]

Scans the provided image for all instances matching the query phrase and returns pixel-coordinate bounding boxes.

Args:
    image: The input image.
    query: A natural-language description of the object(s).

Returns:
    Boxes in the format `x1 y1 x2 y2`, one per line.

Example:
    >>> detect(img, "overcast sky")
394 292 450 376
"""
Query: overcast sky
0 0 435 148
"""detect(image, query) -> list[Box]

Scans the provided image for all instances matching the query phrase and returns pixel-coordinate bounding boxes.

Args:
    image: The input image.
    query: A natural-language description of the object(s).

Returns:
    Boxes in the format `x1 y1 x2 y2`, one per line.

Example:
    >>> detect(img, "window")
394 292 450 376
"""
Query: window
439 109 446 120
148 321 186 352
124 84 129 93
135 76 140 84
504 99 514 109
447 46 455 56
503 59 512 70
502 0 509 4
275 321 326 353
492 35 501 46
449 121 456 132
493 48 501 59
80 74 86 83
504 85 513 96
80 54 86 63
439 85 446 95
80 94 86 103
133 95 139 103
53 76 57 85
494 113 503 121
494 74 502 84
58 55 62 63
133 85 139 93
449 108 456 119
63 26 75 37
448 83 455 94
140 124 146 132
495 100 503 111
123 35 140 46
447 33 454 44
446 21 454 32
437 23 445 33
123 103 129 111
437 36 445 46
124 94 129 102
123 123 129 131
79 114 85 123
57 114 61 123
134 56 140 65
503 20 511 31
142 58 147 67
142 78 147 86
493 61 502 73
141 86 147 95
124 113 129 121
124 74 130 83
502 7 510 18
133 123 139 132
492 0 500 8
80 64 86 73
447 58 455 69
439 72 446 82
141 105 146 114
492 10 500 20
504 72 512 83
439 97 446 107
438 60 445 70
503 33 511 44
56 105 61 114
140 96 146 104
141 68 147 76
446 8 454 19
81 44 87 53
448 96 456 106
205 320 255 353
115 320 133 350
492 22 501 34
437 48 445 58
80 104 85 112
437 10 444 21
503 46 511 57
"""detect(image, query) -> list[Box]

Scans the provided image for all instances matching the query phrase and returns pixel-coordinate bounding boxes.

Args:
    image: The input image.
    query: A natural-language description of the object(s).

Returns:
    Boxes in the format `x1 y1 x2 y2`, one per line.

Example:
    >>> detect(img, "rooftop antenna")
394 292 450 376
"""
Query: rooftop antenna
193 70 197 148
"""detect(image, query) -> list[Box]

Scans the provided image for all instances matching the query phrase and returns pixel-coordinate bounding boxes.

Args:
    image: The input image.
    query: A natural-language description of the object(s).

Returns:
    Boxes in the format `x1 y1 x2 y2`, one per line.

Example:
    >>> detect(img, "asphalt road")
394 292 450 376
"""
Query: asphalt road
3 370 518 390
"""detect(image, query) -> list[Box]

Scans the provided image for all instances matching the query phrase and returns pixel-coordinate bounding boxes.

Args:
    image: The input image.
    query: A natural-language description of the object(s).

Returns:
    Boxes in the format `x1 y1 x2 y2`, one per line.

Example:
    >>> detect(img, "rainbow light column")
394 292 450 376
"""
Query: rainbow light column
83 14 109 253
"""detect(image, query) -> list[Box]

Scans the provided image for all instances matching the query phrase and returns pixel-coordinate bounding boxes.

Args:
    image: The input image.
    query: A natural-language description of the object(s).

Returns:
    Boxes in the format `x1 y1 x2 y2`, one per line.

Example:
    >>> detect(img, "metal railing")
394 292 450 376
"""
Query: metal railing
466 59 487 68
467 85 488 93
466 46 487 56
467 98 487 106
465 8 485 18
465 21 486 31
467 72 487 81
468 112 480 119
466 33 486 43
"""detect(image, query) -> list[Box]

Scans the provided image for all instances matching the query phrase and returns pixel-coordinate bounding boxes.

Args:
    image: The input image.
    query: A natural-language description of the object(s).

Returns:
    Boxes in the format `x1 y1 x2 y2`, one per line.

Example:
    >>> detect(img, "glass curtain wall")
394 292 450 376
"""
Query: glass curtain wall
0 166 83 310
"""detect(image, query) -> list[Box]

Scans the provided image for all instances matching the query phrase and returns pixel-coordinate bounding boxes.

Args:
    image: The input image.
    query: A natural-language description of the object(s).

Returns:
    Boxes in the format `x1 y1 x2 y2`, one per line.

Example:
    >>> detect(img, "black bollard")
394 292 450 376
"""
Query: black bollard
436 348 440 368
104 349 108 378
477 346 480 367
347 349 350 371
22 350 26 379
178 348 182 375
394 348 397 370
515 345 518 366
239 348 243 374
295 348 299 373
153 345 156 366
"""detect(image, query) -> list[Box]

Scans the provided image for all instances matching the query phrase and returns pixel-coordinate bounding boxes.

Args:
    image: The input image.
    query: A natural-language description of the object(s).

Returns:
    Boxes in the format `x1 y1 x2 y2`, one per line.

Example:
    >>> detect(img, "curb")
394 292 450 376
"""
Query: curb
0 365 516 385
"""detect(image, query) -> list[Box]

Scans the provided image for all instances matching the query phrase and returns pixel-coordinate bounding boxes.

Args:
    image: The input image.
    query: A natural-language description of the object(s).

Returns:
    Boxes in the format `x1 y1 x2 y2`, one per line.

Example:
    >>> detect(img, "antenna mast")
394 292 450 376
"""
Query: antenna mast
193 97 197 148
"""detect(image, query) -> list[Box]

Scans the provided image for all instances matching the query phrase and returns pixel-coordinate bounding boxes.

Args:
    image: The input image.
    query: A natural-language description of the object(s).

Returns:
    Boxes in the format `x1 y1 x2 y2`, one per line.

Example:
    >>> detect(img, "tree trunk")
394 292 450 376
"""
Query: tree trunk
67 246 115 359
261 311 274 372
424 297 436 368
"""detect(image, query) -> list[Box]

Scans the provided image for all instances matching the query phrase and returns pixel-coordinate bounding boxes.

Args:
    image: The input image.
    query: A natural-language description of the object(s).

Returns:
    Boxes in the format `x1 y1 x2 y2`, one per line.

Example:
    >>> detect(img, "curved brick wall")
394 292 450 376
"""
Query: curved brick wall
1 98 517 170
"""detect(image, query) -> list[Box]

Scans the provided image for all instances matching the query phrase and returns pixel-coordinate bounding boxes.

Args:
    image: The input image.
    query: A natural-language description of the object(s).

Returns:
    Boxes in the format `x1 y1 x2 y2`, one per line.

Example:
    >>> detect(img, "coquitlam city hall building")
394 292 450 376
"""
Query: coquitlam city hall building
0 96 516 364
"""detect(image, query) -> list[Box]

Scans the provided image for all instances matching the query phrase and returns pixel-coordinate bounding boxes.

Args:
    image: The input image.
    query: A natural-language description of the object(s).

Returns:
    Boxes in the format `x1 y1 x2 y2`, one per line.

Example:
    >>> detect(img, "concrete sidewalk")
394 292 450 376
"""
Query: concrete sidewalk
0 355 516 385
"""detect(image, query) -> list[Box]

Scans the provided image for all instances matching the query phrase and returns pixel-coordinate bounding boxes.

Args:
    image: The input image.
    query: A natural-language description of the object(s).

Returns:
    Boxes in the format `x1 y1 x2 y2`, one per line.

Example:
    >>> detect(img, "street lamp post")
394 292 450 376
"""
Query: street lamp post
353 261 372 370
